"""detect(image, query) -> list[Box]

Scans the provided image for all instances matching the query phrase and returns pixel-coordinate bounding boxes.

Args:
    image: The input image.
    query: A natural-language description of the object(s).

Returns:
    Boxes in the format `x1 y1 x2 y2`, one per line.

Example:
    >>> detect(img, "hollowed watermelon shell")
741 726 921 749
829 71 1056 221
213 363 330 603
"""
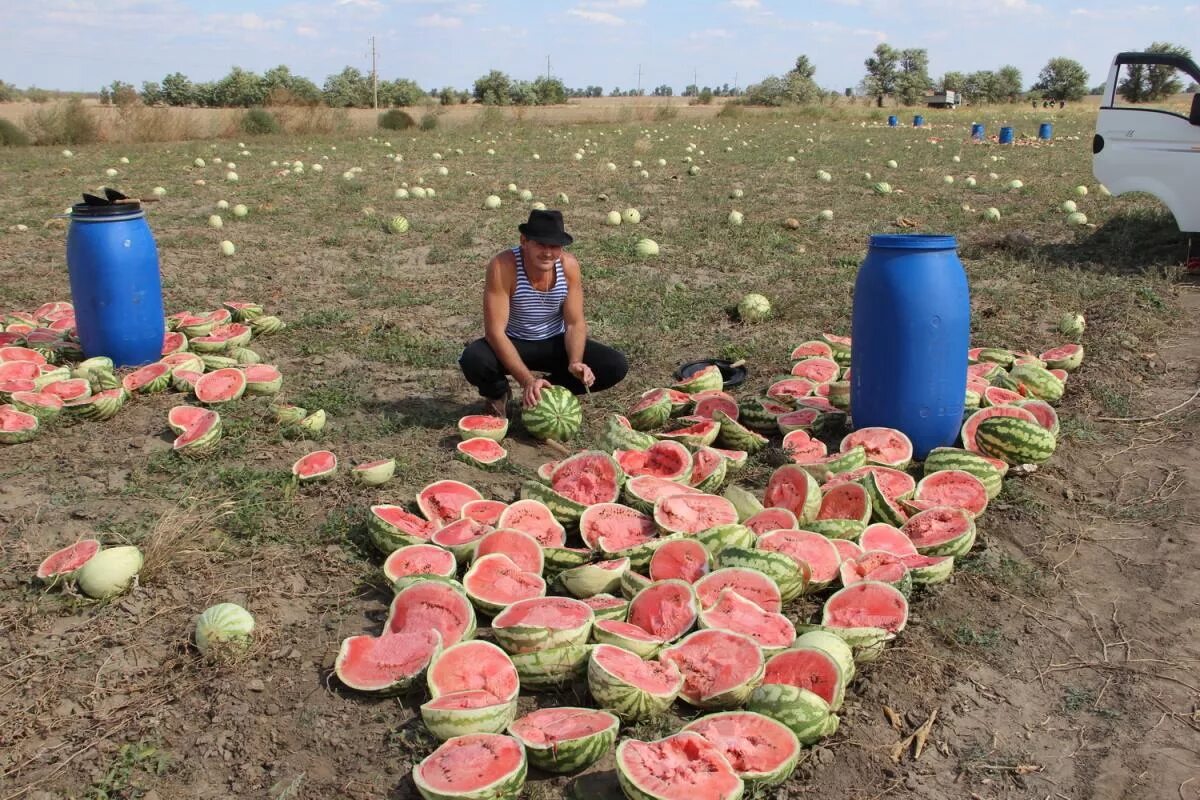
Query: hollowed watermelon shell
457 414 509 442
764 464 821 524
430 518 495 564
1040 343 1084 372
614 439 692 481
40 378 91 402
508 707 619 774
497 499 566 547
691 390 740 421
648 538 711 583
627 579 698 642
193 367 246 403
382 543 457 586
491 596 594 655
579 502 657 552
37 538 101 585
386 580 477 647
419 690 517 742
334 628 440 694
694 567 783 613
167 404 211 435
822 580 909 634
744 507 798 536
292 450 336 481
782 429 828 463
699 588 795 652
456 437 508 470
551 450 623 505
858 523 917 556
460 499 507 526
901 506 977 557
759 646 845 710
790 357 840 384
622 475 702 514
840 427 913 469
462 554 546 615
960 405 1037 452
351 458 396 486
818 482 872 524
428 639 520 701
588 643 684 722
617 732 744 800
412 733 527 800
368 504 436 553
687 446 729 493
911 470 989 517
473 529 545 575
682 710 801 785
653 493 738 535
660 629 766 709
756 530 841 590
558 558 629 599
419 480 484 527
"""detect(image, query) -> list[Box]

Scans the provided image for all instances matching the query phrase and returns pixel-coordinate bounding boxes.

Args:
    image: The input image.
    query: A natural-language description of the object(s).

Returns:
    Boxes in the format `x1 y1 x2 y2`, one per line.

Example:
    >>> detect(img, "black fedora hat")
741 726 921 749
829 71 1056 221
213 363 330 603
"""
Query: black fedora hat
518 209 573 246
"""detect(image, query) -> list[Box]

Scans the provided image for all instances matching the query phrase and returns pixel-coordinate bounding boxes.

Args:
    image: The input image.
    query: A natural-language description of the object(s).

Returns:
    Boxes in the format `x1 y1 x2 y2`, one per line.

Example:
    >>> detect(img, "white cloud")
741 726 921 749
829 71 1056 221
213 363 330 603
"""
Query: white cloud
336 0 383 8
567 8 627 24
729 0 761 7
296 24 319 37
417 12 463 27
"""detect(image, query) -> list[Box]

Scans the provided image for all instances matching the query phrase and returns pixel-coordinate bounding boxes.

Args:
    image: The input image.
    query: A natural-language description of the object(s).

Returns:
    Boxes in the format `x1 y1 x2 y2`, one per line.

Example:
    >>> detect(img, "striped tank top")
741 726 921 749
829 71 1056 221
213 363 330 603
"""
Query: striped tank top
505 246 567 340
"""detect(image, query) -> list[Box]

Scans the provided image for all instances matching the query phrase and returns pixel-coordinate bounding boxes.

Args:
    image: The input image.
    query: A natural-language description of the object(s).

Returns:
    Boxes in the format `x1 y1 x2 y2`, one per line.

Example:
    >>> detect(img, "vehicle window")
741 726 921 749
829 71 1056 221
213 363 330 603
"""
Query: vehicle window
1110 63 1193 117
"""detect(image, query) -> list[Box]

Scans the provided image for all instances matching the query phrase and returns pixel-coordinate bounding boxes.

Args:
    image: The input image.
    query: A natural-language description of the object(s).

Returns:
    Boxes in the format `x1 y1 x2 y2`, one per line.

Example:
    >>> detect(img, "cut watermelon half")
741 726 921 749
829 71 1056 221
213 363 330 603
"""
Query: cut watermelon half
551 451 622 505
775 407 820 433
760 646 844 708
681 710 801 785
456 437 508 469
691 390 740 421
194 367 247 403
413 734 527 800
579 502 657 552
818 482 872 524
648 538 711 583
822 581 909 634
841 427 913 469
699 588 795 651
460 499 507 526
428 639 520 701
858 523 917 556
756 530 841 589
334 629 440 694
462 553 546 614
430 518 494 563
497 499 566 547
386 580 476 647
473 529 545 575
790 357 840 384
167 404 211 435
508 706 619 775
764 464 820 523
694 567 783 613
292 450 336 482
628 580 698 642
911 470 989 517
0 345 47 365
839 550 910 591
172 408 221 455
767 377 816 403
40 378 91 402
744 507 798 536
457 414 509 442
614 439 692 481
381 544 457 585
616 732 743 800
960 406 1037 452
660 629 766 708
491 596 594 654
901 506 976 557
622 474 701 513
0 361 40 382
419 480 484 527
653 493 738 536
782 429 828 463
37 539 101 585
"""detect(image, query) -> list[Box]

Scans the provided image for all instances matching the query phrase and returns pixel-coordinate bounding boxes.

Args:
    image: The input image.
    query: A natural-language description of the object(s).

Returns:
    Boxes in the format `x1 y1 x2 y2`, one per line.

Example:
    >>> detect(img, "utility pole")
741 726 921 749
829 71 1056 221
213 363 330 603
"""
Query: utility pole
734 72 738 94
370 36 378 109
637 64 642 95
546 55 551 81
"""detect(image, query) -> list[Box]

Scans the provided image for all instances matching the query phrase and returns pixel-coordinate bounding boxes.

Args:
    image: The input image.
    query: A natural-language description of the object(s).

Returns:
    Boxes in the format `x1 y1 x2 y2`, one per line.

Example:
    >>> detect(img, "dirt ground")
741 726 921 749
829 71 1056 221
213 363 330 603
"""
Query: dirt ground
1 111 1198 800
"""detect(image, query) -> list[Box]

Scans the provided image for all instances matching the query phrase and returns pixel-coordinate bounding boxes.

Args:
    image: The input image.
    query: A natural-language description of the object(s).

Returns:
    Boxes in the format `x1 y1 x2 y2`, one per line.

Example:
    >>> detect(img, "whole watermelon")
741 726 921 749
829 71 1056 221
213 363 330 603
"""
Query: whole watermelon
522 385 583 441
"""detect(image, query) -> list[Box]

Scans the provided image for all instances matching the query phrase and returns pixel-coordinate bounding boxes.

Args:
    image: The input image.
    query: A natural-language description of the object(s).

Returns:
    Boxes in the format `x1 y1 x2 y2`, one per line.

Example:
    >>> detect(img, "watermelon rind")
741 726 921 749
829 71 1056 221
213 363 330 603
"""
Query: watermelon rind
335 629 442 695
0 404 39 444
695 523 756 557
558 558 629 599
193 602 255 655
672 364 724 394
387 580 478 647
746 683 839 745
421 691 518 742
540 546 591 579
462 554 546 615
627 393 673 431
412 733 527 800
491 597 594 655
457 414 509 442
620 569 653 600
75 545 143 599
792 629 857 686
713 409 768 453
591 619 667 658
682 710 801 785
974 416 1057 465
902 506 977 557
520 480 586 525
368 504 435 554
292 450 337 482
718 548 808 603
521 384 583 441
764 464 821 525
698 588 796 654
660 629 766 710
382 543 457 586
352 458 397 486
922 447 1005 499
456 438 508 471
508 707 618 774
805 518 867 541
588 643 684 722
600 413 659 452
509 643 594 691
616 732 745 800
1009 363 1065 404
723 485 764 522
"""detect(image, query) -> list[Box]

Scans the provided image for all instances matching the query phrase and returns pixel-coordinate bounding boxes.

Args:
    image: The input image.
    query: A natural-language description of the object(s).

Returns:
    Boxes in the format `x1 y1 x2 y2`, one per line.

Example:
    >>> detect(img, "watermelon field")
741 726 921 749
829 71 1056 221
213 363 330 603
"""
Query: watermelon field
1 101 1198 800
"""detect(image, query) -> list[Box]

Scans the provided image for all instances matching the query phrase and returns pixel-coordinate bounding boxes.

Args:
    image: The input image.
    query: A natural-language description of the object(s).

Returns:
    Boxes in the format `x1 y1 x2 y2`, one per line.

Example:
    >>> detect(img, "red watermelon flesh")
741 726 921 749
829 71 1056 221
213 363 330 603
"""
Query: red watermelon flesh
419 480 484 527
782 430 827 462
617 732 742 800
458 414 508 435
831 539 863 561
552 453 622 505
40 379 91 402
683 711 800 779
12 391 63 413
292 449 336 479
161 331 187 354
824 582 908 633
757 530 841 586
0 346 46 364
764 465 817 520
493 596 592 629
794 396 837 412
615 440 692 481
649 538 711 583
5 324 33 335
967 361 1000 380
691 391 740 421
462 554 545 608
840 551 908 586
595 618 665 645
428 640 519 700
168 404 211 434
653 494 738 535
767 378 815 402
913 470 988 517
961 406 1037 452
173 409 220 450
386 581 475 647
902 507 974 550
382 544 456 584
744 508 798 535
457 437 506 463
422 689 507 712
243 363 282 384
983 386 1023 406
415 734 525 795
1049 368 1068 383
0 380 35 396
592 644 683 694
160 353 201 369
775 408 820 431
628 580 698 641
687 447 725 488
474 529 544 574
701 589 795 650
0 361 40 381
1019 399 1060 433
0 333 22 346
661 629 764 705
583 594 628 615
497 499 566 547
841 427 913 467
460 499 507 526
510 706 617 746
818 482 870 521
37 539 101 582
626 475 702 505
859 524 917 556
431 518 493 548
790 341 833 359
657 419 719 443
761 648 841 706
371 505 435 542
335 629 440 692
694 568 782 613
790 357 840 384
194 368 246 403
580 503 657 551
825 466 915 502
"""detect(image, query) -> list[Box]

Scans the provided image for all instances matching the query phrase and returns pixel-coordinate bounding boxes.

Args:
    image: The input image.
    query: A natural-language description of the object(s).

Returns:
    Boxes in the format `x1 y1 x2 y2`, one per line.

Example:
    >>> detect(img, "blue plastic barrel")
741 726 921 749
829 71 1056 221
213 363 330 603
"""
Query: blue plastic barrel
913 115 925 128
66 202 165 368
1038 122 1053 140
887 115 898 127
971 123 985 141
850 234 970 459
998 126 1014 144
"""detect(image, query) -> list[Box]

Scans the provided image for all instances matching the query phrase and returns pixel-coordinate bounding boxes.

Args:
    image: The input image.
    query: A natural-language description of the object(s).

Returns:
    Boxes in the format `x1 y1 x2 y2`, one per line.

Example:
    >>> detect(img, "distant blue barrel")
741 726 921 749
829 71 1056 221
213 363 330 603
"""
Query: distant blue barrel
913 115 925 128
1038 122 1053 140
66 202 165 368
998 126 1014 144
971 123 985 141
887 115 898 127
851 234 970 459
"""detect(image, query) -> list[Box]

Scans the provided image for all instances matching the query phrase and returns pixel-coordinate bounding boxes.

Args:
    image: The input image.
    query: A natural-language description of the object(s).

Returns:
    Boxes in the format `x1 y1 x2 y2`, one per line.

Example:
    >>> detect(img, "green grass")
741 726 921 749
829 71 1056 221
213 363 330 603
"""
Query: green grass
84 739 170 800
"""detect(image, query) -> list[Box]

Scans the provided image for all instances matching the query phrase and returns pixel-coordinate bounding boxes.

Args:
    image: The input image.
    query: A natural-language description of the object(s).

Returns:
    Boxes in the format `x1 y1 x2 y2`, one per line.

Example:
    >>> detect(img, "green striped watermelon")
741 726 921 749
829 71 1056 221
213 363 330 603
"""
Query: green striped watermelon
508 707 618 774
587 643 683 722
974 416 1057 465
521 384 582 440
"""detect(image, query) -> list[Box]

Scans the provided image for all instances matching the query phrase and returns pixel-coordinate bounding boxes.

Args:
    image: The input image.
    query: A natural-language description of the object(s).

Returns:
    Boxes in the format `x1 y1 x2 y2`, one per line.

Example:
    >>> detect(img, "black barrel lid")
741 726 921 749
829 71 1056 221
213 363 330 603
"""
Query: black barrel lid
71 188 140 217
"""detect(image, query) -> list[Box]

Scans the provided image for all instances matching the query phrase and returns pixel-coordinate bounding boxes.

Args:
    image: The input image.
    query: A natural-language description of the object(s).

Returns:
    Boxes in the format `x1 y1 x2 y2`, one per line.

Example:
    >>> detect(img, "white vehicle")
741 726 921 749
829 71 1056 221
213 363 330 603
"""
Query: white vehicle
1094 51 1200 233
926 90 961 109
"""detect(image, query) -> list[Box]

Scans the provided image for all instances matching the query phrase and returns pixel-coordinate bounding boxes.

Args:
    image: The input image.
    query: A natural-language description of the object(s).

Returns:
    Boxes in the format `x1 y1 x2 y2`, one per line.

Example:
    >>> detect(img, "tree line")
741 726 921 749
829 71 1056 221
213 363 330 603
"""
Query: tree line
0 41 1192 110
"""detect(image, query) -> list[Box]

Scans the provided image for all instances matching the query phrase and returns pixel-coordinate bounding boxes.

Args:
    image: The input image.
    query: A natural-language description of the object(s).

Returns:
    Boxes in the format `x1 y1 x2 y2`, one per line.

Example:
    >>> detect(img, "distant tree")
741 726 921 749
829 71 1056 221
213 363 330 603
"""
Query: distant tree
324 66 371 107
895 49 931 105
1120 42 1192 102
587 85 603 98
940 71 966 92
609 86 622 96
1089 83 1108 96
1032 57 1089 102
106 81 138 106
98 87 110 105
792 55 816 81
0 79 14 102
159 72 195 106
532 76 567 104
214 67 266 107
652 84 673 96
509 80 538 105
192 82 218 107
961 70 994 104
261 65 321 105
139 81 162 105
844 87 854 97
438 86 458 105
682 84 698 97
380 78 426 107
863 43 900 106
993 65 1023 102
473 70 512 105
1118 63 1148 102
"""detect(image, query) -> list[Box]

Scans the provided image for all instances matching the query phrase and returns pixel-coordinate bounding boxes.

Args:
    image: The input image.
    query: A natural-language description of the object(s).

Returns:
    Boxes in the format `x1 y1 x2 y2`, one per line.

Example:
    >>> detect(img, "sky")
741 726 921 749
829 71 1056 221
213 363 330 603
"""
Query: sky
1 0 1197 95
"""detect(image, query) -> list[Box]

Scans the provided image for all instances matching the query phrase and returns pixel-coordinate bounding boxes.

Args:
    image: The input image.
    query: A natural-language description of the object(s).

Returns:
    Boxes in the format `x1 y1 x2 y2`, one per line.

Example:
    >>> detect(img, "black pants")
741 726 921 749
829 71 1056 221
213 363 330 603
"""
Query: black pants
459 335 628 399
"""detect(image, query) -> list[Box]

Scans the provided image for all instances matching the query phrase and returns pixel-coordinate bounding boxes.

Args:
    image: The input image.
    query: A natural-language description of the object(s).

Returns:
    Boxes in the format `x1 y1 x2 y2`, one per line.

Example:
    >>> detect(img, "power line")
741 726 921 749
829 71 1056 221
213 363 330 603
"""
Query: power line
370 36 378 109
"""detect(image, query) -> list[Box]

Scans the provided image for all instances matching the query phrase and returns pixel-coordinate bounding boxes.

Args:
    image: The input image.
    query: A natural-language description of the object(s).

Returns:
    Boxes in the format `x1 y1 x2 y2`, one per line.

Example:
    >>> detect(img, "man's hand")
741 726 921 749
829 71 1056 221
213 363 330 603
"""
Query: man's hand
568 362 595 388
521 377 554 408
